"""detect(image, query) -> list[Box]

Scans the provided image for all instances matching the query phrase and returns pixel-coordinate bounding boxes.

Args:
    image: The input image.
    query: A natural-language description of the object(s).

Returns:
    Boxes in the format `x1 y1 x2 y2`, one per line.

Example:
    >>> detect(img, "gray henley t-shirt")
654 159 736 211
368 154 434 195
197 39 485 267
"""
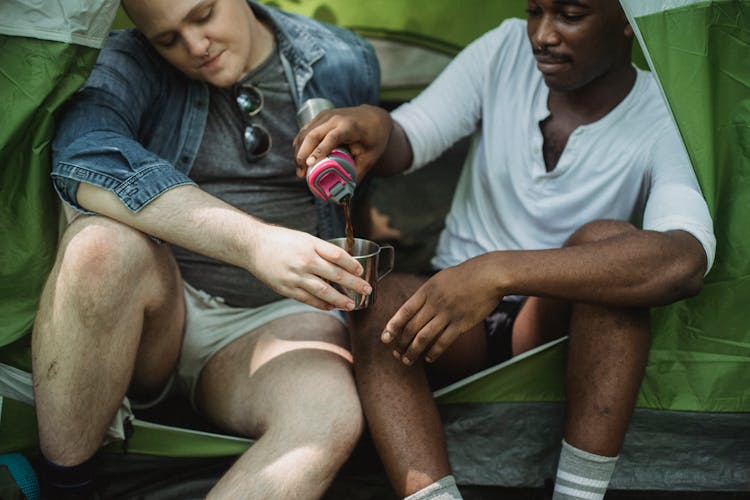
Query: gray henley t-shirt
171 44 318 307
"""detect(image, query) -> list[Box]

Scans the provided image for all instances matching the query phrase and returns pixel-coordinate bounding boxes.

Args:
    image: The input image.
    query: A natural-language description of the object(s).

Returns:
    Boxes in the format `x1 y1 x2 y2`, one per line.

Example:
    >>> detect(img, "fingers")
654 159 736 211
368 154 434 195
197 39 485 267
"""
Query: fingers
398 316 451 366
251 226 372 311
381 293 426 344
291 240 372 310
316 240 363 275
294 115 347 173
293 105 392 185
382 288 466 365
306 260 371 307
386 314 459 366
423 324 462 363
290 275 357 311
390 303 439 353
288 288 337 311
383 293 441 364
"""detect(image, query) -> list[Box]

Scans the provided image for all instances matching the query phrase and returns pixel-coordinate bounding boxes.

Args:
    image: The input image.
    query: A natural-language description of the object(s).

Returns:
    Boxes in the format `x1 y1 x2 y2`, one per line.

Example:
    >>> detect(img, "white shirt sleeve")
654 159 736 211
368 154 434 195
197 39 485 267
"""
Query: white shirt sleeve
643 120 716 274
391 23 511 171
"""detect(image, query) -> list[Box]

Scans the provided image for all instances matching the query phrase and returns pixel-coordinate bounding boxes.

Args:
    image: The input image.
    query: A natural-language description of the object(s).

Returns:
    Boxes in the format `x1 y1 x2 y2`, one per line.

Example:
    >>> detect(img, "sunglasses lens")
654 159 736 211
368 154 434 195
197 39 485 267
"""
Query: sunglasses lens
235 84 268 159
243 125 271 159
236 86 263 116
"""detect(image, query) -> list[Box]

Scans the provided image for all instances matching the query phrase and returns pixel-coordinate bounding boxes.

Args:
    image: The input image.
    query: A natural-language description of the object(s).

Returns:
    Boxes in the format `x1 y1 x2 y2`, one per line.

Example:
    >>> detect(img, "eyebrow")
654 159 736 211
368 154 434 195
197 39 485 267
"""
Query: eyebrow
553 0 589 6
149 0 210 41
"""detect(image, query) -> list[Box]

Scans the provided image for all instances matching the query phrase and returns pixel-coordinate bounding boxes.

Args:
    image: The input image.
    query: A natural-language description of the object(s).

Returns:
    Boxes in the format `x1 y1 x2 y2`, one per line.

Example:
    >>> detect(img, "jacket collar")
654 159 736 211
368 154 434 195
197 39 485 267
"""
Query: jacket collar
248 1 325 99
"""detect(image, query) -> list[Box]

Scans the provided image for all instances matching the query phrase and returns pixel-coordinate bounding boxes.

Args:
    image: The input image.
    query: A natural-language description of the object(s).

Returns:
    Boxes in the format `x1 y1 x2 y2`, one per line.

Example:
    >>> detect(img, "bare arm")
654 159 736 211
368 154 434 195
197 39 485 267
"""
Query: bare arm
77 183 371 310
487 229 706 307
293 104 413 180
384 227 707 363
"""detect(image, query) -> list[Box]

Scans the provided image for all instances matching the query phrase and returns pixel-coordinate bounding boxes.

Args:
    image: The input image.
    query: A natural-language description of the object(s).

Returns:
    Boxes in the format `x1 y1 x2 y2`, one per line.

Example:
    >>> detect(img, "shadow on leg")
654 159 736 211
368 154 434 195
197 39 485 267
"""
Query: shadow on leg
196 312 362 499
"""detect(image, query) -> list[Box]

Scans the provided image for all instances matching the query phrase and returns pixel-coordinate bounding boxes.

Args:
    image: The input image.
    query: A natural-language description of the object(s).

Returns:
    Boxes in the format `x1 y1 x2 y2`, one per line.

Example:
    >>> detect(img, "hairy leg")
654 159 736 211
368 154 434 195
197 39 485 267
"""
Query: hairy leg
196 312 362 500
565 303 649 455
350 273 488 497
32 216 185 465
515 296 649 456
514 220 651 457
562 220 651 456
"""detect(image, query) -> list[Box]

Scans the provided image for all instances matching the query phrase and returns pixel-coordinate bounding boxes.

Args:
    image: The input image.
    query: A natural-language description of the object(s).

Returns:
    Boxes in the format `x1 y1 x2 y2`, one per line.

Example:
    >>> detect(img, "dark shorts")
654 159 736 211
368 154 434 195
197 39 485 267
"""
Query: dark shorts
484 299 526 365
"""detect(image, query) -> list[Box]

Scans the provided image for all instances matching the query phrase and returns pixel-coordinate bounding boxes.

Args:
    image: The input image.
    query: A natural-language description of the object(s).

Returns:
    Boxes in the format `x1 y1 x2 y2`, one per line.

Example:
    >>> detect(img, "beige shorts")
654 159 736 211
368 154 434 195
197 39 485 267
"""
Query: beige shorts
176 282 346 409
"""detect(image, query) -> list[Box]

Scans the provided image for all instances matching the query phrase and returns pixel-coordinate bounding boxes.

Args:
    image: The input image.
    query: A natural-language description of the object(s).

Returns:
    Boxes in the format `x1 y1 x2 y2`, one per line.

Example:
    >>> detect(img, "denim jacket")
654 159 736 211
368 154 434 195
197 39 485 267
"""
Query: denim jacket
51 1 380 238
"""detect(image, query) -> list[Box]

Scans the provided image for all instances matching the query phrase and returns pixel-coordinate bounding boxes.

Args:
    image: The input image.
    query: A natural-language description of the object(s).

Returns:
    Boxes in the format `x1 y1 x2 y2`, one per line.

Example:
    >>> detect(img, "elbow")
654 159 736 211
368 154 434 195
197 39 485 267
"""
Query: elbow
666 253 707 303
676 271 704 301
648 270 702 308
656 230 710 303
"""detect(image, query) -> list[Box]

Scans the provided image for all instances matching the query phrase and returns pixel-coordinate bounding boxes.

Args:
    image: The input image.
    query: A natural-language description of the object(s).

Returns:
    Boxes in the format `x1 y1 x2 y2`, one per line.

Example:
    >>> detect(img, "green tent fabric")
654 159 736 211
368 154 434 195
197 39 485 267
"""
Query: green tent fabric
0 1 119 366
0 37 99 359
620 0 750 412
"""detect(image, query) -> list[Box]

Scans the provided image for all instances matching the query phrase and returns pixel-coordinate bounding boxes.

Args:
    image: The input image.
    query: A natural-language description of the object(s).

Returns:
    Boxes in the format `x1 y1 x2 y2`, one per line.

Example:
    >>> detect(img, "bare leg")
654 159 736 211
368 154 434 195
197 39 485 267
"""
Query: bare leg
513 220 650 456
565 303 649 455
562 221 650 456
32 216 185 465
196 312 362 499
349 273 488 497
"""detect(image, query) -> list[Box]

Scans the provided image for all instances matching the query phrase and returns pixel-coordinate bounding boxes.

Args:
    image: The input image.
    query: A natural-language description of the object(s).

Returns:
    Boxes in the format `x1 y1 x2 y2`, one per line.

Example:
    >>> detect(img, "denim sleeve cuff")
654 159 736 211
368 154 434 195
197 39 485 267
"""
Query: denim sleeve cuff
52 160 196 213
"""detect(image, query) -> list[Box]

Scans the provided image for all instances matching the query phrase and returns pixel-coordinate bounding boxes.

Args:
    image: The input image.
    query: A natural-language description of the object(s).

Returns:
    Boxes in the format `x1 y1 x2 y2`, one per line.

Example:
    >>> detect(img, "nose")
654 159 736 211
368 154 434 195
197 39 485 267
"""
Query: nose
531 14 561 50
183 28 209 57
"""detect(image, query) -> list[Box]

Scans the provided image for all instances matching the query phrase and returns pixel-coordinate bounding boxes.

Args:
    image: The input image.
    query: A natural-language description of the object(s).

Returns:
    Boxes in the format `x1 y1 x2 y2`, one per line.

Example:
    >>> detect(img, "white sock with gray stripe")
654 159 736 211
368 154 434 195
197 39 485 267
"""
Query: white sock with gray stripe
403 475 462 500
552 439 618 500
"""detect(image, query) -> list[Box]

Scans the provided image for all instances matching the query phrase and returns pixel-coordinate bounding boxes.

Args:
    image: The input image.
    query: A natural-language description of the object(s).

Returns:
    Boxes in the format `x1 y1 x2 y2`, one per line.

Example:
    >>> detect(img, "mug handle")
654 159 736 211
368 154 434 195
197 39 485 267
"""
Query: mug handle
377 244 395 281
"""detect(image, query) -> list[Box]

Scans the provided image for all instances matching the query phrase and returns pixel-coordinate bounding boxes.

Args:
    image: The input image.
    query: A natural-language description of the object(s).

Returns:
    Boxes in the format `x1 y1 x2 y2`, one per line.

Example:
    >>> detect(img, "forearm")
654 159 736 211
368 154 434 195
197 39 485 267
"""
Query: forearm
481 229 707 308
77 183 264 273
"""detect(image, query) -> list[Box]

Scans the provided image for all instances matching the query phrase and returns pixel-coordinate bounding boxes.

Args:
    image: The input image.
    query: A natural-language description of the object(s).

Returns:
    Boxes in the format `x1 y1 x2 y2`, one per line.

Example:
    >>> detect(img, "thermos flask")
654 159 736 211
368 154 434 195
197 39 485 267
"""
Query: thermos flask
296 98 357 204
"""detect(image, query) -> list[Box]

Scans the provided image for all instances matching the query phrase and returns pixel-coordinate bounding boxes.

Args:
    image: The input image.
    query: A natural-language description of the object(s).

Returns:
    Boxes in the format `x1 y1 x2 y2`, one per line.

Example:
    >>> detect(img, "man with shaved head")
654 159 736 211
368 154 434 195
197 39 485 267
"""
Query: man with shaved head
32 0 378 498
295 0 715 498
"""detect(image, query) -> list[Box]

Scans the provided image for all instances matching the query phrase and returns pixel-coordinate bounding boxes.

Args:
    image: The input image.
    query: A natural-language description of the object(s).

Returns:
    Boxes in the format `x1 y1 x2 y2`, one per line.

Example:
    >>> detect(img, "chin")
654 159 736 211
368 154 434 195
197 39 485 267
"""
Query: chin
542 75 578 93
198 56 244 87
207 74 237 88
206 68 243 88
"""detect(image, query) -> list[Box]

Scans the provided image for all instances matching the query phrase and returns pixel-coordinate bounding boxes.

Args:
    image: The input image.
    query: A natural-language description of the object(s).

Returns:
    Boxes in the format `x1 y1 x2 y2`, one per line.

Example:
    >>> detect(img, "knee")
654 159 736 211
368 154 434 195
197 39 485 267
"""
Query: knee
326 400 365 460
285 387 363 469
350 273 424 362
317 384 364 449
564 219 637 247
57 217 157 289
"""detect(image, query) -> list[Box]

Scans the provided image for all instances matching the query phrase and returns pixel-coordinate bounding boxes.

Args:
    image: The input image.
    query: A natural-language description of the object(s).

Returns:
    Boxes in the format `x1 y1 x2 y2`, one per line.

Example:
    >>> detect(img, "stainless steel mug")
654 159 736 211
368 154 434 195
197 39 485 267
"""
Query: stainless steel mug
328 238 395 310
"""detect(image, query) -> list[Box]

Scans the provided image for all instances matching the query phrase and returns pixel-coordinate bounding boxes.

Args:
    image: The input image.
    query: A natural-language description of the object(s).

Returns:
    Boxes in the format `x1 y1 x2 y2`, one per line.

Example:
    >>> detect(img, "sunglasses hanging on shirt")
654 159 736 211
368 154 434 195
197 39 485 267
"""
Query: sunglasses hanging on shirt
234 82 272 161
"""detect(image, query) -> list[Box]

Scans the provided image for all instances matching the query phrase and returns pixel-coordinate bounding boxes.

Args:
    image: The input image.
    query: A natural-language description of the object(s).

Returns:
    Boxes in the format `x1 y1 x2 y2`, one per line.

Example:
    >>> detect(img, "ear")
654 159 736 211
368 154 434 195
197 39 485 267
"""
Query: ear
618 7 635 39
624 21 634 39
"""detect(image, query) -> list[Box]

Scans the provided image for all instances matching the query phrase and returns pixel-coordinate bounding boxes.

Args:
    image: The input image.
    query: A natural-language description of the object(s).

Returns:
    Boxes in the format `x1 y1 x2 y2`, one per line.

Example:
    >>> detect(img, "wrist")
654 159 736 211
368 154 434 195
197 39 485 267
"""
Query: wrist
376 117 411 175
234 216 266 274
478 251 512 299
